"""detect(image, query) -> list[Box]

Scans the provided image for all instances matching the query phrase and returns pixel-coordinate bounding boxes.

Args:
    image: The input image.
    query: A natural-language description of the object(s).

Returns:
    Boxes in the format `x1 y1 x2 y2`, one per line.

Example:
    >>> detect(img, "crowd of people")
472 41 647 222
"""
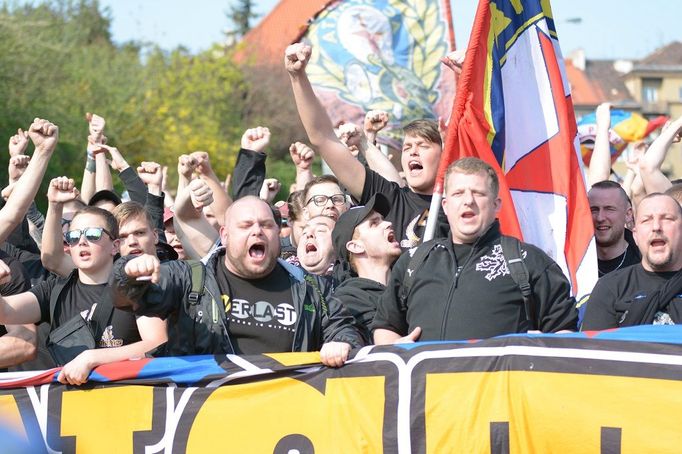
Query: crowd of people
0 43 680 385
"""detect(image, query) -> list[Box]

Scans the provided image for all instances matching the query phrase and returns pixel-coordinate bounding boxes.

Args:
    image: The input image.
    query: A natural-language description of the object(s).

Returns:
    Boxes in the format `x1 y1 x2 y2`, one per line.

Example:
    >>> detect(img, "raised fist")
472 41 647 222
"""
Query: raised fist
47 176 80 204
190 151 213 175
8 128 29 157
259 178 281 203
137 161 163 188
364 110 389 135
8 155 30 183
595 103 612 129
124 253 160 284
188 178 214 209
335 123 362 156
85 112 106 143
441 49 465 73
178 154 198 179
284 43 312 74
241 127 271 153
28 118 59 154
289 142 315 170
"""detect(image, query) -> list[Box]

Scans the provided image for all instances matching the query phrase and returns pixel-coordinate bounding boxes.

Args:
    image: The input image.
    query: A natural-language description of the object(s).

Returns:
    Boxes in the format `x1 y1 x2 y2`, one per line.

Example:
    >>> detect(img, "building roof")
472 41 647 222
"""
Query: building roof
584 60 635 105
236 0 331 65
639 41 682 66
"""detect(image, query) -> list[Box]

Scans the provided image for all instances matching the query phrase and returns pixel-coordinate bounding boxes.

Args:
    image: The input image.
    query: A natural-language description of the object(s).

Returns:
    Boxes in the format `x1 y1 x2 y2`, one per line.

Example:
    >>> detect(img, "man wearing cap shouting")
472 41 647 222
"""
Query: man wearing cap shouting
331 194 402 341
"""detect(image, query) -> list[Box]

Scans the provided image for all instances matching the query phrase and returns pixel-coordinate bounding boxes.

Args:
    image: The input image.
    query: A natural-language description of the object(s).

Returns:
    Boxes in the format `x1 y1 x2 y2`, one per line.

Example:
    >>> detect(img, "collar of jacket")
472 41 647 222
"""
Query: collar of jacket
446 219 502 251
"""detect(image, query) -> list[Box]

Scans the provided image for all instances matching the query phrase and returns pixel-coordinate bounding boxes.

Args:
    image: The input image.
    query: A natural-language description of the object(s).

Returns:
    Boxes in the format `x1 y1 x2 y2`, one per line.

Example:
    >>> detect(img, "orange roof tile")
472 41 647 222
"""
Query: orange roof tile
566 60 604 106
236 0 332 65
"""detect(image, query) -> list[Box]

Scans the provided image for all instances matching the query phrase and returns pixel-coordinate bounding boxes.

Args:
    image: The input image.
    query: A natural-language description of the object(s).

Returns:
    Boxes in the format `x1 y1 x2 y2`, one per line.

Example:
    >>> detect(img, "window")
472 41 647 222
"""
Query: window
641 78 662 103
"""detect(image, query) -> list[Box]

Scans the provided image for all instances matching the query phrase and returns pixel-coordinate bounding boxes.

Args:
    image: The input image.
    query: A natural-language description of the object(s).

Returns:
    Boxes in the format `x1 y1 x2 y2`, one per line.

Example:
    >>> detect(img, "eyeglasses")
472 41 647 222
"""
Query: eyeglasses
306 194 347 207
64 227 115 246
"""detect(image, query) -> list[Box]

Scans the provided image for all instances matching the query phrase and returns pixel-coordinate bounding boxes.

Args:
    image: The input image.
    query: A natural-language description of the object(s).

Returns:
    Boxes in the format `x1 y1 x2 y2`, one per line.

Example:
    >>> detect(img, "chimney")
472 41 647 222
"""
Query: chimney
569 49 586 71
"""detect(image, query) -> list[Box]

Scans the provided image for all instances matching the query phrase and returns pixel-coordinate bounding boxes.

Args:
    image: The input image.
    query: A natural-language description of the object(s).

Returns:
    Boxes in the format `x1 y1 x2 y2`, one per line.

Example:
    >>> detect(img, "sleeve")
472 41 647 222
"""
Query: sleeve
28 276 58 323
360 167 402 206
119 167 149 205
231 148 266 200
372 252 410 336
145 193 166 242
0 255 30 296
580 278 620 331
532 260 578 332
316 278 366 348
111 256 192 319
26 202 45 232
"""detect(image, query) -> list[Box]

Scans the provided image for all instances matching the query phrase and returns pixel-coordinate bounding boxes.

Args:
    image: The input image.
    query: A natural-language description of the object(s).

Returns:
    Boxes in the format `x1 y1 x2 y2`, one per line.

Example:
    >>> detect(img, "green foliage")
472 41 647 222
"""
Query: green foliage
0 0 313 210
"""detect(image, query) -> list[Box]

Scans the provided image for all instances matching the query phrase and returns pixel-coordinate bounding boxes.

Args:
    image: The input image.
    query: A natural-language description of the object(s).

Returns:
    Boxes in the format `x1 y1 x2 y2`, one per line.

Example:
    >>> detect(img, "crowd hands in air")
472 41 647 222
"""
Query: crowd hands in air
0 43 680 385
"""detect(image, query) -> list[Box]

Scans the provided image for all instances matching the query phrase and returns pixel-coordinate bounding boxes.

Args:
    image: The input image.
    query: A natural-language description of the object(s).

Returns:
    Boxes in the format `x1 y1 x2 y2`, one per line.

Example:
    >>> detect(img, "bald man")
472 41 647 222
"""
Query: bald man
112 196 365 367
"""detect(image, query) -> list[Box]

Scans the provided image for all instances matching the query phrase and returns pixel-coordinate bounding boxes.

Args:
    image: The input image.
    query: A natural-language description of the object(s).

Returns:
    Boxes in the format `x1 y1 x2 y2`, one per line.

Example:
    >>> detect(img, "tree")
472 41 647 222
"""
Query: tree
225 0 258 42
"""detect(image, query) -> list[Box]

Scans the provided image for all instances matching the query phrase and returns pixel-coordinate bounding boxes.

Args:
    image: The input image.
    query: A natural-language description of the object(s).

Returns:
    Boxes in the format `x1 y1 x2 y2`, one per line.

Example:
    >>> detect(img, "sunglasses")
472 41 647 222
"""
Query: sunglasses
64 227 115 246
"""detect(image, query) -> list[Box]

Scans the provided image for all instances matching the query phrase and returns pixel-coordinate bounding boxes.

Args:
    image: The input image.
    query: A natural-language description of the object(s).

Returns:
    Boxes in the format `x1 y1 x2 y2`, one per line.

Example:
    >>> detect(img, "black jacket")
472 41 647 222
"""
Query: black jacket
111 251 365 355
332 277 386 343
373 221 577 341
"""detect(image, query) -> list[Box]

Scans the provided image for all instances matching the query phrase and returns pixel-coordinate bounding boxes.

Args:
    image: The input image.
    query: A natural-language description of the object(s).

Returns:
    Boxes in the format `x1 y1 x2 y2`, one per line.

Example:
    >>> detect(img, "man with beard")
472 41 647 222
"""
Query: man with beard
588 181 641 278
111 196 365 367
582 193 682 329
331 194 402 341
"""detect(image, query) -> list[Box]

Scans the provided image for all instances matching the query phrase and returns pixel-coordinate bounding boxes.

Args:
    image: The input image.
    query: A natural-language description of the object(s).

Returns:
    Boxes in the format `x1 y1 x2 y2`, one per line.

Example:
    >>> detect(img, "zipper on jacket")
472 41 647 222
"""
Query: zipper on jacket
439 236 485 339
205 287 235 354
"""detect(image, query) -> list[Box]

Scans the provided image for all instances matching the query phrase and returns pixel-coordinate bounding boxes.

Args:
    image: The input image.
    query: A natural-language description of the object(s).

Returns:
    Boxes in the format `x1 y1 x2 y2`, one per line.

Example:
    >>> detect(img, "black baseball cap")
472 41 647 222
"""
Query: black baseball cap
332 193 390 263
88 189 122 207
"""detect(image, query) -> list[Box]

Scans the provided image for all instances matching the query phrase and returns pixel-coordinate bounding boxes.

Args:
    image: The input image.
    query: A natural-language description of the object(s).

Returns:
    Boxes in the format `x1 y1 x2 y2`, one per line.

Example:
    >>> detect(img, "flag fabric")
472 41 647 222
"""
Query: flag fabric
577 110 668 165
301 0 455 139
437 0 597 298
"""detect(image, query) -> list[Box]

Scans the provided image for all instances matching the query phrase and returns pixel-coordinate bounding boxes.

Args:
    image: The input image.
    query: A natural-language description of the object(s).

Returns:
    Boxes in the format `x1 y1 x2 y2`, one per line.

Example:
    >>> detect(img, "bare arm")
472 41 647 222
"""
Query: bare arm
285 43 366 199
0 324 37 368
0 119 58 244
638 117 682 194
289 142 315 190
42 177 78 277
191 151 232 224
57 315 167 385
587 103 613 186
173 179 220 259
373 327 421 345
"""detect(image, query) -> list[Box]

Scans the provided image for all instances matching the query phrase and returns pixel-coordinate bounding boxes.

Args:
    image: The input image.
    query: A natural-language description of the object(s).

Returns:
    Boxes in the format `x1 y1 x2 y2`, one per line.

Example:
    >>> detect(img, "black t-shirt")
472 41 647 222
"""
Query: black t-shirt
362 168 449 250
0 251 31 370
30 275 141 348
582 264 681 330
215 255 297 355
597 230 641 277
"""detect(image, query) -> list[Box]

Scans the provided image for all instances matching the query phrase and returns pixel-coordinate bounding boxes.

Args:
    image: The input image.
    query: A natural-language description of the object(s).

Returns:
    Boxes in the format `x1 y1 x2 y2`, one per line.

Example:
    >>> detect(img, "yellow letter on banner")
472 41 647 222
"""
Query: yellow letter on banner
425 371 682 453
61 386 154 454
0 395 27 439
187 376 385 453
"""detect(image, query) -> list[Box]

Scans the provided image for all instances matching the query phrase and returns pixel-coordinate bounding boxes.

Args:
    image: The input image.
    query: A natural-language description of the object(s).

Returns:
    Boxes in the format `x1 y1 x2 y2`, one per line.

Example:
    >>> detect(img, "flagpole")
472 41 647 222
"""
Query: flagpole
423 190 442 242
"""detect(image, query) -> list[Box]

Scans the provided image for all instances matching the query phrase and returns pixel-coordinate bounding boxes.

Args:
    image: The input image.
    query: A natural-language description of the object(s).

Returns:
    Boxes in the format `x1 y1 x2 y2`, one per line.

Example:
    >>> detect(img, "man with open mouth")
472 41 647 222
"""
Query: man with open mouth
111 196 365 368
582 193 682 329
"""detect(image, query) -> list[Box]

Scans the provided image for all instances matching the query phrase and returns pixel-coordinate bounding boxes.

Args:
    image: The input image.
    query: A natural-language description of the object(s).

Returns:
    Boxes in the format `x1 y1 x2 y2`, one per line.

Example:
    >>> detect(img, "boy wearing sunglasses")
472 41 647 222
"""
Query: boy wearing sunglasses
0 206 166 385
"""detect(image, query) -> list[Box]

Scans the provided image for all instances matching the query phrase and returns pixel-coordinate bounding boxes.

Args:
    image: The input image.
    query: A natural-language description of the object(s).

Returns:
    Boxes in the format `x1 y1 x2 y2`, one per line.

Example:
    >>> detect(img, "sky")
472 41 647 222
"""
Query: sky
96 0 682 61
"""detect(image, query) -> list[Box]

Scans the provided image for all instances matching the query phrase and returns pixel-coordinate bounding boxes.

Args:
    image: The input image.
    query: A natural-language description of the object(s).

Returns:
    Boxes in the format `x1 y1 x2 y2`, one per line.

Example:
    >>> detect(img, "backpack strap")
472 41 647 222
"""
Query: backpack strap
399 240 444 312
187 260 206 304
500 236 537 330
89 296 115 343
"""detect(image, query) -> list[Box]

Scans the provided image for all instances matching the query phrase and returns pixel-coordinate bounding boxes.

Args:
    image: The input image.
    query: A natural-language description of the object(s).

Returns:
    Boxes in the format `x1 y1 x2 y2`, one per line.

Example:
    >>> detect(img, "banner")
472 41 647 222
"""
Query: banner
302 0 455 139
436 0 597 299
3 326 682 453
577 110 667 165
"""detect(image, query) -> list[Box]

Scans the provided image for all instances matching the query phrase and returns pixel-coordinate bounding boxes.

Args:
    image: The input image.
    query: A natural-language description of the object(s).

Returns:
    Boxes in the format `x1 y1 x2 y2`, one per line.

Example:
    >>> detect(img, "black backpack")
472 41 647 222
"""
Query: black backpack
398 236 538 329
